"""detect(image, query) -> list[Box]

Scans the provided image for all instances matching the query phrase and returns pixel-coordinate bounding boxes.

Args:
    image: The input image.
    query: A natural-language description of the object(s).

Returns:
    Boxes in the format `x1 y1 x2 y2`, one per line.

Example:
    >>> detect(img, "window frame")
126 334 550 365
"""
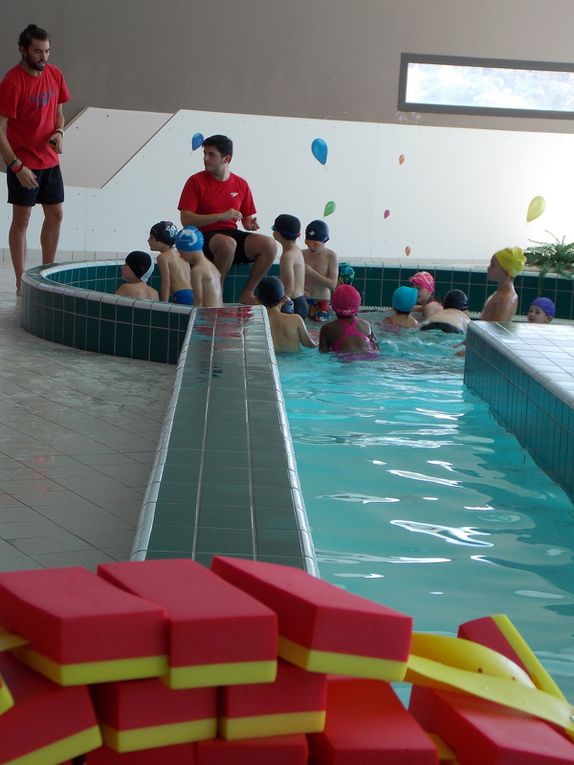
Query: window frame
398 52 574 120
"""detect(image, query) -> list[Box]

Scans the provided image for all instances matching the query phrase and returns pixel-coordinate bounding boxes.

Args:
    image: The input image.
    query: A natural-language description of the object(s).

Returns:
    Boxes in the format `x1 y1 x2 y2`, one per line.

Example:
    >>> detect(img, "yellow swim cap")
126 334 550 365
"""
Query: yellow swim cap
494 247 525 278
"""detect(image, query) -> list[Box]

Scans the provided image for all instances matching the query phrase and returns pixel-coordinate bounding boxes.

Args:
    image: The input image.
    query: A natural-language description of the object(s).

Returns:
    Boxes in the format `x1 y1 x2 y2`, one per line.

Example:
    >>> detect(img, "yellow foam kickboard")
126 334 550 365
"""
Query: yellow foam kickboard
219 710 326 741
490 614 566 700
101 717 217 753
164 659 277 689
0 672 14 716
279 636 408 681
12 646 168 686
5 725 101 765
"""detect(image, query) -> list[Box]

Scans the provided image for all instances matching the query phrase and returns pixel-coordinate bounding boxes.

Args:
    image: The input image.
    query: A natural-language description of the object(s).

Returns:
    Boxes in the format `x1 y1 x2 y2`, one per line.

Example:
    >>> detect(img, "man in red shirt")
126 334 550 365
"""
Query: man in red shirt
178 135 276 304
0 24 71 294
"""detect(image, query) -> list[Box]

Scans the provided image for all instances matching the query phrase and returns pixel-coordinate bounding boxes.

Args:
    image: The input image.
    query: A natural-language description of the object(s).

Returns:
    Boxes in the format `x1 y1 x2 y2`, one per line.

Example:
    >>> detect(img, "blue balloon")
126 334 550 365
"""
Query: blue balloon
311 137 328 165
191 132 204 151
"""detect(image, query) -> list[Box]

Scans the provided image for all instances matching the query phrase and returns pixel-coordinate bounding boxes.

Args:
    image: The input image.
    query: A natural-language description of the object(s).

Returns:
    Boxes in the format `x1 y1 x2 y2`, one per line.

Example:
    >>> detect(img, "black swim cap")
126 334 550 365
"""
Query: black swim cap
255 276 285 307
305 220 329 242
150 221 178 246
443 289 469 311
125 250 152 279
272 214 301 241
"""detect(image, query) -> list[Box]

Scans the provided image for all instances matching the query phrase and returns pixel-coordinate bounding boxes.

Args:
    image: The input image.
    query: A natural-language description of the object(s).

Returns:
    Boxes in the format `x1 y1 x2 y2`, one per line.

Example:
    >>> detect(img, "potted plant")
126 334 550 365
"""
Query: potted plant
524 233 574 290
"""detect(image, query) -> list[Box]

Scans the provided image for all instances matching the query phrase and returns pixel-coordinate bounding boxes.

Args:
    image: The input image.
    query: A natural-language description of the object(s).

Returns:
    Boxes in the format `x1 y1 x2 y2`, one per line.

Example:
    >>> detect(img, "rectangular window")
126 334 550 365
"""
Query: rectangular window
398 53 574 119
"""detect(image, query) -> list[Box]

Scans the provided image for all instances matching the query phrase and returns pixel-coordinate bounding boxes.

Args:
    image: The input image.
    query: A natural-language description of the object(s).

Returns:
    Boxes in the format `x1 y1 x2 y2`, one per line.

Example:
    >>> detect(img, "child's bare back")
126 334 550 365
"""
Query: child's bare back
157 248 192 301
188 253 223 307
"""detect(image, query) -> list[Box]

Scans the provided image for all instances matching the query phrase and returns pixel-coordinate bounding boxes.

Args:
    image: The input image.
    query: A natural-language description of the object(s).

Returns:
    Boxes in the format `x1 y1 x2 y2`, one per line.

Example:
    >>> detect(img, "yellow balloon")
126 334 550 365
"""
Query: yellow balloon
526 196 546 222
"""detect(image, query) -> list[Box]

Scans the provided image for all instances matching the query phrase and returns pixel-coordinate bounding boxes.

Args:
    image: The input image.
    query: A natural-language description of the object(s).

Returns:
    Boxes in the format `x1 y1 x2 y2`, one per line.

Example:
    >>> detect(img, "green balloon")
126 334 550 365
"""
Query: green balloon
324 201 336 217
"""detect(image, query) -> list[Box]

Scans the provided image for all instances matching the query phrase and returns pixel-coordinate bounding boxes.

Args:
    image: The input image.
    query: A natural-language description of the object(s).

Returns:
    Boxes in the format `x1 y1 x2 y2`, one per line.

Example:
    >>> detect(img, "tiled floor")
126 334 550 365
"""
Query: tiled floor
0 262 175 572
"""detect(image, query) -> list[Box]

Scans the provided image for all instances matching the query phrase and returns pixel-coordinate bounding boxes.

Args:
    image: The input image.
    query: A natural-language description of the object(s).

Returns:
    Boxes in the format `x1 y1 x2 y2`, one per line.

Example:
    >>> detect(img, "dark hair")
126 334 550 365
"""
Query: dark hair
19 24 50 48
202 135 233 159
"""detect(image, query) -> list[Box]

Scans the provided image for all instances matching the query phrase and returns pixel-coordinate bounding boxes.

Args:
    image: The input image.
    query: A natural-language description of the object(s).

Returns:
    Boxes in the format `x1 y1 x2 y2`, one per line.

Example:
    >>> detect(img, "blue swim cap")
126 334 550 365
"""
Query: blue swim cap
305 219 329 242
531 296 556 317
392 286 418 313
176 226 204 252
443 289 469 311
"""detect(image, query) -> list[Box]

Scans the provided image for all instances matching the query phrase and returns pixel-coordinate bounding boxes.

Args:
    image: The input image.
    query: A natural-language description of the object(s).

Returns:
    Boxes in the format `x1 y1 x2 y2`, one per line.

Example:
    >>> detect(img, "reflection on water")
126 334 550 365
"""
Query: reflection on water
278 327 574 698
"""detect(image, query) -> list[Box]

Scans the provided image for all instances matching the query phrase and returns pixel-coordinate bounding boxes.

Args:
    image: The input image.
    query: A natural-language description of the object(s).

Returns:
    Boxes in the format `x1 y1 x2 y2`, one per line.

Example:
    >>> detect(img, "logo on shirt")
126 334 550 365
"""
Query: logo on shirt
230 192 239 197
29 88 55 109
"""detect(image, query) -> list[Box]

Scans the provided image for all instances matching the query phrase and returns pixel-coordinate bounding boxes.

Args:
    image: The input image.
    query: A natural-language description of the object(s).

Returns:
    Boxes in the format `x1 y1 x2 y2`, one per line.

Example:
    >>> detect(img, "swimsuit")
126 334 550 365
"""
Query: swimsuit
292 295 308 320
331 317 378 353
307 298 331 322
173 289 194 305
420 321 464 334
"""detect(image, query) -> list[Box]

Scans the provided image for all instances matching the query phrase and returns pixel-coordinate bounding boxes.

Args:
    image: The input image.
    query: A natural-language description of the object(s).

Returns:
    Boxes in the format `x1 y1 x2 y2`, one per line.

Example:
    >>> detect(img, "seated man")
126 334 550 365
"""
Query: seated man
481 247 525 322
178 134 275 305
116 251 158 300
420 289 471 334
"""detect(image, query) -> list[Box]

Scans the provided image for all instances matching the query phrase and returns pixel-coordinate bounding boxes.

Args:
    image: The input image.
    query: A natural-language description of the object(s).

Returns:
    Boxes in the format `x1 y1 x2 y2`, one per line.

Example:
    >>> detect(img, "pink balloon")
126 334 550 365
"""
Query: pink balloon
384 209 390 219
405 246 411 256
399 154 406 165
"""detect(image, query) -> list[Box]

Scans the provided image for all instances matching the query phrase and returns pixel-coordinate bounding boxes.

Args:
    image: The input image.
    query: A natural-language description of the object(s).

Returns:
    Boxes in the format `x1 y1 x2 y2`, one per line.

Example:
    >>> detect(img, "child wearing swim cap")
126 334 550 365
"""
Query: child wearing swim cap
272 214 308 319
254 276 316 353
527 296 555 324
302 219 338 322
116 251 159 301
420 289 471 334
177 227 223 307
154 225 197 304
481 246 525 322
383 286 418 329
408 271 442 321
319 285 379 355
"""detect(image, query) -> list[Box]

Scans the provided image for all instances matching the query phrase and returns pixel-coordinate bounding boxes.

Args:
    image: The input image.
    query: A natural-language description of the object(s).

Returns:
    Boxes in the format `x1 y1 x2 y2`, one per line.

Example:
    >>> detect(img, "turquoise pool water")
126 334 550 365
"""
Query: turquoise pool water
278 322 574 698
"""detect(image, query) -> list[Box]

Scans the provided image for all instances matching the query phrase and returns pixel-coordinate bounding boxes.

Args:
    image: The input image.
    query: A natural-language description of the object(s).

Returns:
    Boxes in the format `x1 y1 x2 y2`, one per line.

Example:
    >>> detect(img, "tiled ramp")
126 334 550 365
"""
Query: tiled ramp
131 305 318 574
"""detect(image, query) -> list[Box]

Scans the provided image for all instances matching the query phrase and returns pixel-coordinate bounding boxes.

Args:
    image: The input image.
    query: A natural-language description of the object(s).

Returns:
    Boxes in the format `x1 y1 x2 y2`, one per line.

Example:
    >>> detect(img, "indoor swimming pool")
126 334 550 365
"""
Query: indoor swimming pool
278 322 574 698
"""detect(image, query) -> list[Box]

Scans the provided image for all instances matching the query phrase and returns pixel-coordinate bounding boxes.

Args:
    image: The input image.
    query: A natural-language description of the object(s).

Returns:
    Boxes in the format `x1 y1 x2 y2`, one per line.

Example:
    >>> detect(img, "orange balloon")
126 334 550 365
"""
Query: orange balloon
399 154 406 165
405 246 411 256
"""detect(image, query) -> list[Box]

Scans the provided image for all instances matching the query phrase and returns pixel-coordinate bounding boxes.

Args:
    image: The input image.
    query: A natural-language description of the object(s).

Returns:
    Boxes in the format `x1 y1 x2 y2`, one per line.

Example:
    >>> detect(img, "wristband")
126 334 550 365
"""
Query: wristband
9 159 23 173
55 128 64 137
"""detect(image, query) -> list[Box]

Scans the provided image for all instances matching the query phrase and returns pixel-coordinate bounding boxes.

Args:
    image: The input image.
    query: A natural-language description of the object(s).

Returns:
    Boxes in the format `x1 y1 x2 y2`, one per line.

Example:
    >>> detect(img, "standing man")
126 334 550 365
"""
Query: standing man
178 135 276 304
0 24 71 294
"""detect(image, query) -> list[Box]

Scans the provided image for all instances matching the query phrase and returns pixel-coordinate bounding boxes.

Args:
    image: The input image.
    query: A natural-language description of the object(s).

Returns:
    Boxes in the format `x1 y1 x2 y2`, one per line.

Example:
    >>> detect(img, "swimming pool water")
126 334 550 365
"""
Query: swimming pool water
278 322 574 698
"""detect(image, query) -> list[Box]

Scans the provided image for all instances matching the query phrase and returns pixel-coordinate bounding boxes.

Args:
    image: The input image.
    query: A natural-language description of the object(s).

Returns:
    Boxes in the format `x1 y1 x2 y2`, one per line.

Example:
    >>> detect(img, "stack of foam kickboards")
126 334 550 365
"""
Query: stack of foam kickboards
0 558 574 764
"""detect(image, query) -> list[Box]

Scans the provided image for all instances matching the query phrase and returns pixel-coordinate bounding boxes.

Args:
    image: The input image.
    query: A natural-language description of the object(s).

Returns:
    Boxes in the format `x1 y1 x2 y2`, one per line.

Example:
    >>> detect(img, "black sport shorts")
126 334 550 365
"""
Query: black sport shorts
202 229 252 266
6 164 64 206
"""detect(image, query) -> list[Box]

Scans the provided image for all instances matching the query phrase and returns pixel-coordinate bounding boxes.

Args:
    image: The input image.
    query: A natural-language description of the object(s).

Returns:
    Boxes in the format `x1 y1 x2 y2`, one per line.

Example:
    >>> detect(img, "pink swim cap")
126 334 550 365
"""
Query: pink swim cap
408 271 435 294
332 284 361 317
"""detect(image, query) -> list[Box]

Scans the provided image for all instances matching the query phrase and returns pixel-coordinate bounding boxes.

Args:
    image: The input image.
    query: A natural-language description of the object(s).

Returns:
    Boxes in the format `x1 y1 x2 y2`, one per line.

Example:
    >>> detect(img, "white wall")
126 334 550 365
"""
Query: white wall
2 108 573 266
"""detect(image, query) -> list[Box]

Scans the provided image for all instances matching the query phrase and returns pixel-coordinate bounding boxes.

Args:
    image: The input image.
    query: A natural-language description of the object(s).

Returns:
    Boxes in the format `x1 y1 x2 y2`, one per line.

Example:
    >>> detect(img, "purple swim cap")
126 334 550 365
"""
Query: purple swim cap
531 297 556 317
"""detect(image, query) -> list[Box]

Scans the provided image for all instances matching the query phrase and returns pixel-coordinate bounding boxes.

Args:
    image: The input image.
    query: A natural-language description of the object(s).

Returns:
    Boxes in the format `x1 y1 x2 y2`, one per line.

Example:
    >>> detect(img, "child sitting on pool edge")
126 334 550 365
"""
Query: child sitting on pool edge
319 284 379 354
255 276 316 353
116 251 159 301
383 286 419 329
527 296 555 324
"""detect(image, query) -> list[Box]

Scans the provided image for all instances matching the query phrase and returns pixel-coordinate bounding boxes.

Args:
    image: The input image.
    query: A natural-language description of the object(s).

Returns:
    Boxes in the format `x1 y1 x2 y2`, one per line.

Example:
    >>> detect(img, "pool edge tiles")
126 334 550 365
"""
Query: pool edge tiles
131 305 318 574
465 321 574 503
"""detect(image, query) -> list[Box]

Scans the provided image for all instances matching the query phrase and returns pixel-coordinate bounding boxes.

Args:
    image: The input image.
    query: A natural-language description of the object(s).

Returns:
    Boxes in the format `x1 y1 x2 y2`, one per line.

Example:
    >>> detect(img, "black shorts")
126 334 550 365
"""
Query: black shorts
202 229 252 266
6 164 64 206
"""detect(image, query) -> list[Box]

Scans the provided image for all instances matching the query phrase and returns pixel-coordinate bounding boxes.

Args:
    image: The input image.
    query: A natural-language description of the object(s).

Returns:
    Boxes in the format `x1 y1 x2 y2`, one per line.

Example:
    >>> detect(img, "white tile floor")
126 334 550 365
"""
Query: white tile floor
0 261 175 572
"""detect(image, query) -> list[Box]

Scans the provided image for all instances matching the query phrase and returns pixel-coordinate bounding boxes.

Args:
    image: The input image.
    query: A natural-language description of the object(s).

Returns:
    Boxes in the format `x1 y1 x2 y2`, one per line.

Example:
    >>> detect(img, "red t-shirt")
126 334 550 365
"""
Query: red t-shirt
178 170 257 233
0 63 71 169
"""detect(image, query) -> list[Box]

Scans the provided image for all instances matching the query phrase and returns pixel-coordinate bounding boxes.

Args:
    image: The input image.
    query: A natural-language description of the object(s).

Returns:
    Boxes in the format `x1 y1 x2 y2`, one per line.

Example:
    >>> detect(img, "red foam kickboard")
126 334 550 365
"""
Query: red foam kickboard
0 652 101 764
457 616 527 672
77 742 196 763
0 566 166 665
196 734 308 765
98 560 277 667
409 685 574 764
221 659 326 718
307 677 438 764
210 556 412 662
91 676 216 730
